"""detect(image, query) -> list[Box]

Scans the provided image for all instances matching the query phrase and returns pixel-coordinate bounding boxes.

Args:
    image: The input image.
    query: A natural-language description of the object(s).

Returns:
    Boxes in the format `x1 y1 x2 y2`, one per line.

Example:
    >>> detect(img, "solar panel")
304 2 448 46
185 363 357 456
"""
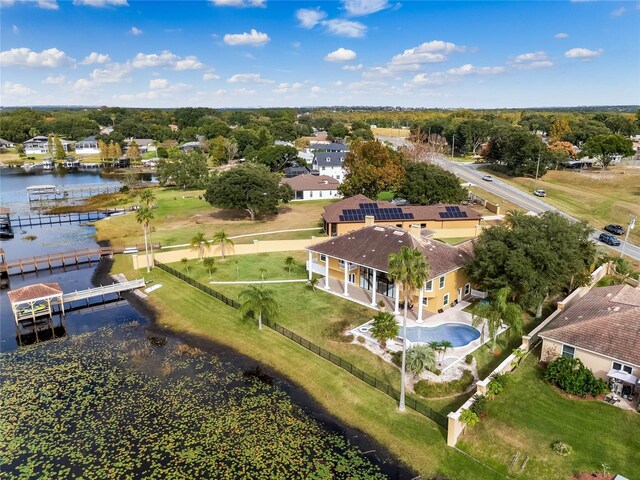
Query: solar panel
440 212 450 218
445 206 454 213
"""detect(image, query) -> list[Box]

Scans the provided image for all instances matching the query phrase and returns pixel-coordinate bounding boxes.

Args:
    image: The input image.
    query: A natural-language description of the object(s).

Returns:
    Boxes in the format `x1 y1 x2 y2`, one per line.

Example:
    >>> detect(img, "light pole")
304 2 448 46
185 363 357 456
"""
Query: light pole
620 215 636 259
535 154 541 190
451 134 456 158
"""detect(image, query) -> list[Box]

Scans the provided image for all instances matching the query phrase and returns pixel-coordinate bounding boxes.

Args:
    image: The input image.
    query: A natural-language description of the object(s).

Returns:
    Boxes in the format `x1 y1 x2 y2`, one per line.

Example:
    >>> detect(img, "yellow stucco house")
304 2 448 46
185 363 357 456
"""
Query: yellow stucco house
321 194 483 239
539 284 640 399
306 222 475 320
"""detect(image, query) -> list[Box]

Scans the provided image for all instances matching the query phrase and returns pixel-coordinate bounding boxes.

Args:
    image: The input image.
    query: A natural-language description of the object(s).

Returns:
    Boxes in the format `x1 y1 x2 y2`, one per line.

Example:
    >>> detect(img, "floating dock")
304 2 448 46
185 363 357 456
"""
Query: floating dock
27 184 121 202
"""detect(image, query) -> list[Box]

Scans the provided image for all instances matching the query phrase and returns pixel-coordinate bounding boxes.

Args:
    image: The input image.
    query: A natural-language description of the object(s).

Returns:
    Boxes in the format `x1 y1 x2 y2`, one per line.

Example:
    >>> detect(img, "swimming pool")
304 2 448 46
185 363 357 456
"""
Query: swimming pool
404 323 481 347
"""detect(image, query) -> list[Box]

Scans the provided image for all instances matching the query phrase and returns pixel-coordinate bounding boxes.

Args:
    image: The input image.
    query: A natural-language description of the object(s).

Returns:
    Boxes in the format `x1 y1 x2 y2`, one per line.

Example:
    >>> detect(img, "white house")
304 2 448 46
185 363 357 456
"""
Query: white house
0 138 15 149
281 174 341 201
125 138 156 154
24 136 71 155
75 136 100 155
311 151 346 182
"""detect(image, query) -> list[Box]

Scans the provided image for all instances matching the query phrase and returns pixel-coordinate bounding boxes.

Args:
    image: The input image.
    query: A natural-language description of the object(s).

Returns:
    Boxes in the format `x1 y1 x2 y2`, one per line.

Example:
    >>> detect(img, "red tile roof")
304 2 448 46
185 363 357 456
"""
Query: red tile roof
540 285 640 367
7 283 63 303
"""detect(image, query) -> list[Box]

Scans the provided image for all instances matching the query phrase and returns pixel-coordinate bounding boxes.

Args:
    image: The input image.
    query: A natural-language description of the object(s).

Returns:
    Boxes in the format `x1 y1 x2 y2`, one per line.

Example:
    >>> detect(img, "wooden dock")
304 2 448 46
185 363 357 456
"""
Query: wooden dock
3 247 114 275
9 208 132 228
27 184 121 202
61 278 146 303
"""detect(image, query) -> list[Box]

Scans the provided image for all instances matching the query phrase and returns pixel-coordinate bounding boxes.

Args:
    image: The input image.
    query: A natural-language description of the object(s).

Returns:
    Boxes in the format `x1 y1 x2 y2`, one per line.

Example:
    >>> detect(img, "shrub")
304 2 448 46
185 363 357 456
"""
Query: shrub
465 354 474 365
487 373 510 397
552 441 572 456
544 356 608 397
391 351 402 368
324 320 354 343
120 185 130 194
356 335 365 344
414 370 475 398
469 394 488 417
460 409 480 428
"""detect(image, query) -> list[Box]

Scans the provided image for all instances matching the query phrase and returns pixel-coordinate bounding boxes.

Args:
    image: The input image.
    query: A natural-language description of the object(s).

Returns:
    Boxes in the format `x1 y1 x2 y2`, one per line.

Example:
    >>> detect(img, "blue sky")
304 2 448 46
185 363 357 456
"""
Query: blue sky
1 0 638 108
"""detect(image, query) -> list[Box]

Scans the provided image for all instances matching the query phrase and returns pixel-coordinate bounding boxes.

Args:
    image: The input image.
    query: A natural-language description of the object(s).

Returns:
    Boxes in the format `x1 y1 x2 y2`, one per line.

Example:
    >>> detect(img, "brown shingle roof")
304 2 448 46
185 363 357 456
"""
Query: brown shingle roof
307 225 472 279
281 174 340 191
7 283 63 303
321 195 481 224
540 285 640 367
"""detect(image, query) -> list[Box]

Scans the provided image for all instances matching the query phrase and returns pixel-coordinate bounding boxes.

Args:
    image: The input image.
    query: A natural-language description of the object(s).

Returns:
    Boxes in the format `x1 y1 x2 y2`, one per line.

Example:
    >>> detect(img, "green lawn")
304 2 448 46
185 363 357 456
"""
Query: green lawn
112 255 499 479
458 354 640 480
437 237 473 246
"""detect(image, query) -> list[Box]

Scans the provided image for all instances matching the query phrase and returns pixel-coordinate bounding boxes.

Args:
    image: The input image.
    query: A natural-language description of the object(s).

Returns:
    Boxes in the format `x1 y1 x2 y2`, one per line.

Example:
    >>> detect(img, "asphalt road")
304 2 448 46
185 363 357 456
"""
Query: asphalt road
434 156 640 262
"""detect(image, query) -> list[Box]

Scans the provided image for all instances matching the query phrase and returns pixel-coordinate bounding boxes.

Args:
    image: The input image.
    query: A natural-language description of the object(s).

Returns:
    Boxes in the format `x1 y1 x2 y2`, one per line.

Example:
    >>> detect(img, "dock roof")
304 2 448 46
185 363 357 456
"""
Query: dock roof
8 283 63 304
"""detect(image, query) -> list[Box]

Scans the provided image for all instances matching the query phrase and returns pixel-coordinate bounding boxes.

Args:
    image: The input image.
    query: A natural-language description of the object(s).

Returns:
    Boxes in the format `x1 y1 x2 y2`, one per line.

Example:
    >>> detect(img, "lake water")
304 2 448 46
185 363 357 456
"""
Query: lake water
0 169 410 478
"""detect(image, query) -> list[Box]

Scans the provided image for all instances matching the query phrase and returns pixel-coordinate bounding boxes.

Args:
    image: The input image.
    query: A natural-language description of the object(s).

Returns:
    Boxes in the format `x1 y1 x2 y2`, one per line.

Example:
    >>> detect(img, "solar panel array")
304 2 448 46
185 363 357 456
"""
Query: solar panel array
439 206 468 219
338 202 414 222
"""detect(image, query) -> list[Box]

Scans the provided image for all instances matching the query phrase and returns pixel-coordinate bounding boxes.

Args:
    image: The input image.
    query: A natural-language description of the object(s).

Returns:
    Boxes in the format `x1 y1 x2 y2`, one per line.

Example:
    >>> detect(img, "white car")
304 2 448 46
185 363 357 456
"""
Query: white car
482 175 493 182
534 189 546 197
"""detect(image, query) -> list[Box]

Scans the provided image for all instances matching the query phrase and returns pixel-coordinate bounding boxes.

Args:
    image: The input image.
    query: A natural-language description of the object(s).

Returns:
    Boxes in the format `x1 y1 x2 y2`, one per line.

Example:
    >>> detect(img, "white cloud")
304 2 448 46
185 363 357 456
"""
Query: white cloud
321 19 367 38
72 0 128 6
0 47 75 68
210 0 265 7
333 80 344 87
390 40 466 66
511 51 554 69
554 32 569 39
310 85 322 96
564 47 603 59
223 29 270 46
12 25 19 33
42 74 66 84
273 82 303 94
610 6 626 17
81 52 111 64
324 47 357 62
203 70 220 81
342 63 363 71
410 72 451 86
1 0 59 9
130 26 143 35
362 66 393 78
342 0 390 16
227 73 274 84
2 81 35 96
89 63 130 83
513 51 547 63
131 51 204 70
73 78 94 91
149 78 169 90
523 60 554 69
114 81 189 101
296 7 327 28
447 64 505 75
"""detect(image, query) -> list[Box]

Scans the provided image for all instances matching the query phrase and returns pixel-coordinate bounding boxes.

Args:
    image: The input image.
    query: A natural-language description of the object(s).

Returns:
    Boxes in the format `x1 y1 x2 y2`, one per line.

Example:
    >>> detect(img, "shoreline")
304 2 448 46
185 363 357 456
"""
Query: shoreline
93 255 417 479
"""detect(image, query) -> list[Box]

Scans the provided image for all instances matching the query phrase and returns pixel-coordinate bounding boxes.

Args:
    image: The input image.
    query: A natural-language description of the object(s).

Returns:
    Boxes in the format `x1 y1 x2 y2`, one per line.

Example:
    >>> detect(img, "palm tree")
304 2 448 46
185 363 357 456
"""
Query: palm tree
306 277 319 291
190 232 209 260
181 257 189 274
370 312 399 349
138 189 157 262
472 287 523 354
439 340 453 364
202 256 216 278
405 345 436 377
388 246 430 412
212 230 234 260
259 267 267 281
284 256 295 276
135 206 154 273
238 286 279 330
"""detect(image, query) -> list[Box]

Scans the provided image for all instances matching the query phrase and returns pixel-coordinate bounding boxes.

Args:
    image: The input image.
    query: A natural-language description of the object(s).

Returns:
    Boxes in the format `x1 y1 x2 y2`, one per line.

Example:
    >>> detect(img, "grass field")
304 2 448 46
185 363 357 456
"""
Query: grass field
371 127 411 138
95 187 332 247
111 255 500 479
486 167 640 246
458 354 640 480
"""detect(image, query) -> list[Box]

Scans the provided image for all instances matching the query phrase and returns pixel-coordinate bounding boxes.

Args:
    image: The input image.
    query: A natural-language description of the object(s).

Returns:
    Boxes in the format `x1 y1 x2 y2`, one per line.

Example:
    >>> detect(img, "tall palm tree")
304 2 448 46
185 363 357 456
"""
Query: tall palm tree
387 246 430 412
284 256 295 276
202 256 216 278
139 189 157 263
238 286 279 330
212 230 234 260
472 287 523 353
190 232 209 260
135 206 154 273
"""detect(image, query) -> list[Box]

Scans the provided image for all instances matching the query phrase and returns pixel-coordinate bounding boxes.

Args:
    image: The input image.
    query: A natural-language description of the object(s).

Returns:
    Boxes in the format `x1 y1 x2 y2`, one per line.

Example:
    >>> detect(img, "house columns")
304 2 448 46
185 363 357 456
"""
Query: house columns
307 251 313 281
324 256 330 290
370 269 377 306
417 284 424 323
343 261 349 296
394 284 400 314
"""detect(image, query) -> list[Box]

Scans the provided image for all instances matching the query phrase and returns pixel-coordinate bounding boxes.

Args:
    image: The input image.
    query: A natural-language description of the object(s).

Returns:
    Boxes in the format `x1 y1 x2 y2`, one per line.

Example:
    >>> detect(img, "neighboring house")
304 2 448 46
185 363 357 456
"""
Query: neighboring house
281 174 341 201
539 284 640 397
24 136 71 155
179 141 201 152
283 166 319 178
306 224 475 318
275 140 294 147
321 194 483 238
125 138 156 154
99 126 114 135
311 151 346 181
75 136 100 155
0 138 15 148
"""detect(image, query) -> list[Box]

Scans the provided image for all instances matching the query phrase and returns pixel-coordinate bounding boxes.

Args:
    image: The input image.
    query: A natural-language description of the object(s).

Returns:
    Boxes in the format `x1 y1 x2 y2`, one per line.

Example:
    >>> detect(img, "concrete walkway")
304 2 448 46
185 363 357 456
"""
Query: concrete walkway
209 279 307 285
161 227 321 249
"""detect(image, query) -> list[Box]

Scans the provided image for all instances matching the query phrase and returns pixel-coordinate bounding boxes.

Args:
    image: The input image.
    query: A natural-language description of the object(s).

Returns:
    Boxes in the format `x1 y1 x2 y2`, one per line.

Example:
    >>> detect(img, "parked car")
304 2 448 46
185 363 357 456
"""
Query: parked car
599 233 621 246
482 175 493 182
604 224 625 235
533 189 546 197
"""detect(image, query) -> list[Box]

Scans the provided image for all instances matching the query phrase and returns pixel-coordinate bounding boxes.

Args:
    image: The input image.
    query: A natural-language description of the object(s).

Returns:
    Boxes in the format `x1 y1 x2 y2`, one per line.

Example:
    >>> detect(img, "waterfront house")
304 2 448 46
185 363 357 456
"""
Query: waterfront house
125 138 156 154
281 174 341 201
24 136 71 155
306 223 474 319
179 141 202 153
321 195 483 238
0 138 15 149
539 284 640 399
75 136 100 155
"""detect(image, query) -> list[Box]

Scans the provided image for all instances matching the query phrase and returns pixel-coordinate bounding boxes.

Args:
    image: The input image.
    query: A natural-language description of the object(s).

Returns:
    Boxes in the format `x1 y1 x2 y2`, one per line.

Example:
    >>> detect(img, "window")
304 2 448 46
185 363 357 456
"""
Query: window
319 191 323 198
320 254 326 262
443 293 450 307
422 296 428 306
348 273 355 284
424 280 433 292
439 276 445 289
562 345 575 359
612 362 633 374
420 223 427 228
464 283 471 295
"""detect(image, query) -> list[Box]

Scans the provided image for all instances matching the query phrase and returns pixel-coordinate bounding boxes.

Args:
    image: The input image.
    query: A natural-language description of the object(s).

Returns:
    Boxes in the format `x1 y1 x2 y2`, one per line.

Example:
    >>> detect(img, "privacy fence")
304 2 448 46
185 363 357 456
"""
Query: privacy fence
154 260 448 429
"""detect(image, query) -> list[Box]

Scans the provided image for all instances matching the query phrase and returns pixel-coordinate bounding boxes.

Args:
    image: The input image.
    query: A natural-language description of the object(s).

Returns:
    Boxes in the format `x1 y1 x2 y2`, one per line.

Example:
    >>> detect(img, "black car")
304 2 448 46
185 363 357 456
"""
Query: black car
599 233 621 246
604 224 625 235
